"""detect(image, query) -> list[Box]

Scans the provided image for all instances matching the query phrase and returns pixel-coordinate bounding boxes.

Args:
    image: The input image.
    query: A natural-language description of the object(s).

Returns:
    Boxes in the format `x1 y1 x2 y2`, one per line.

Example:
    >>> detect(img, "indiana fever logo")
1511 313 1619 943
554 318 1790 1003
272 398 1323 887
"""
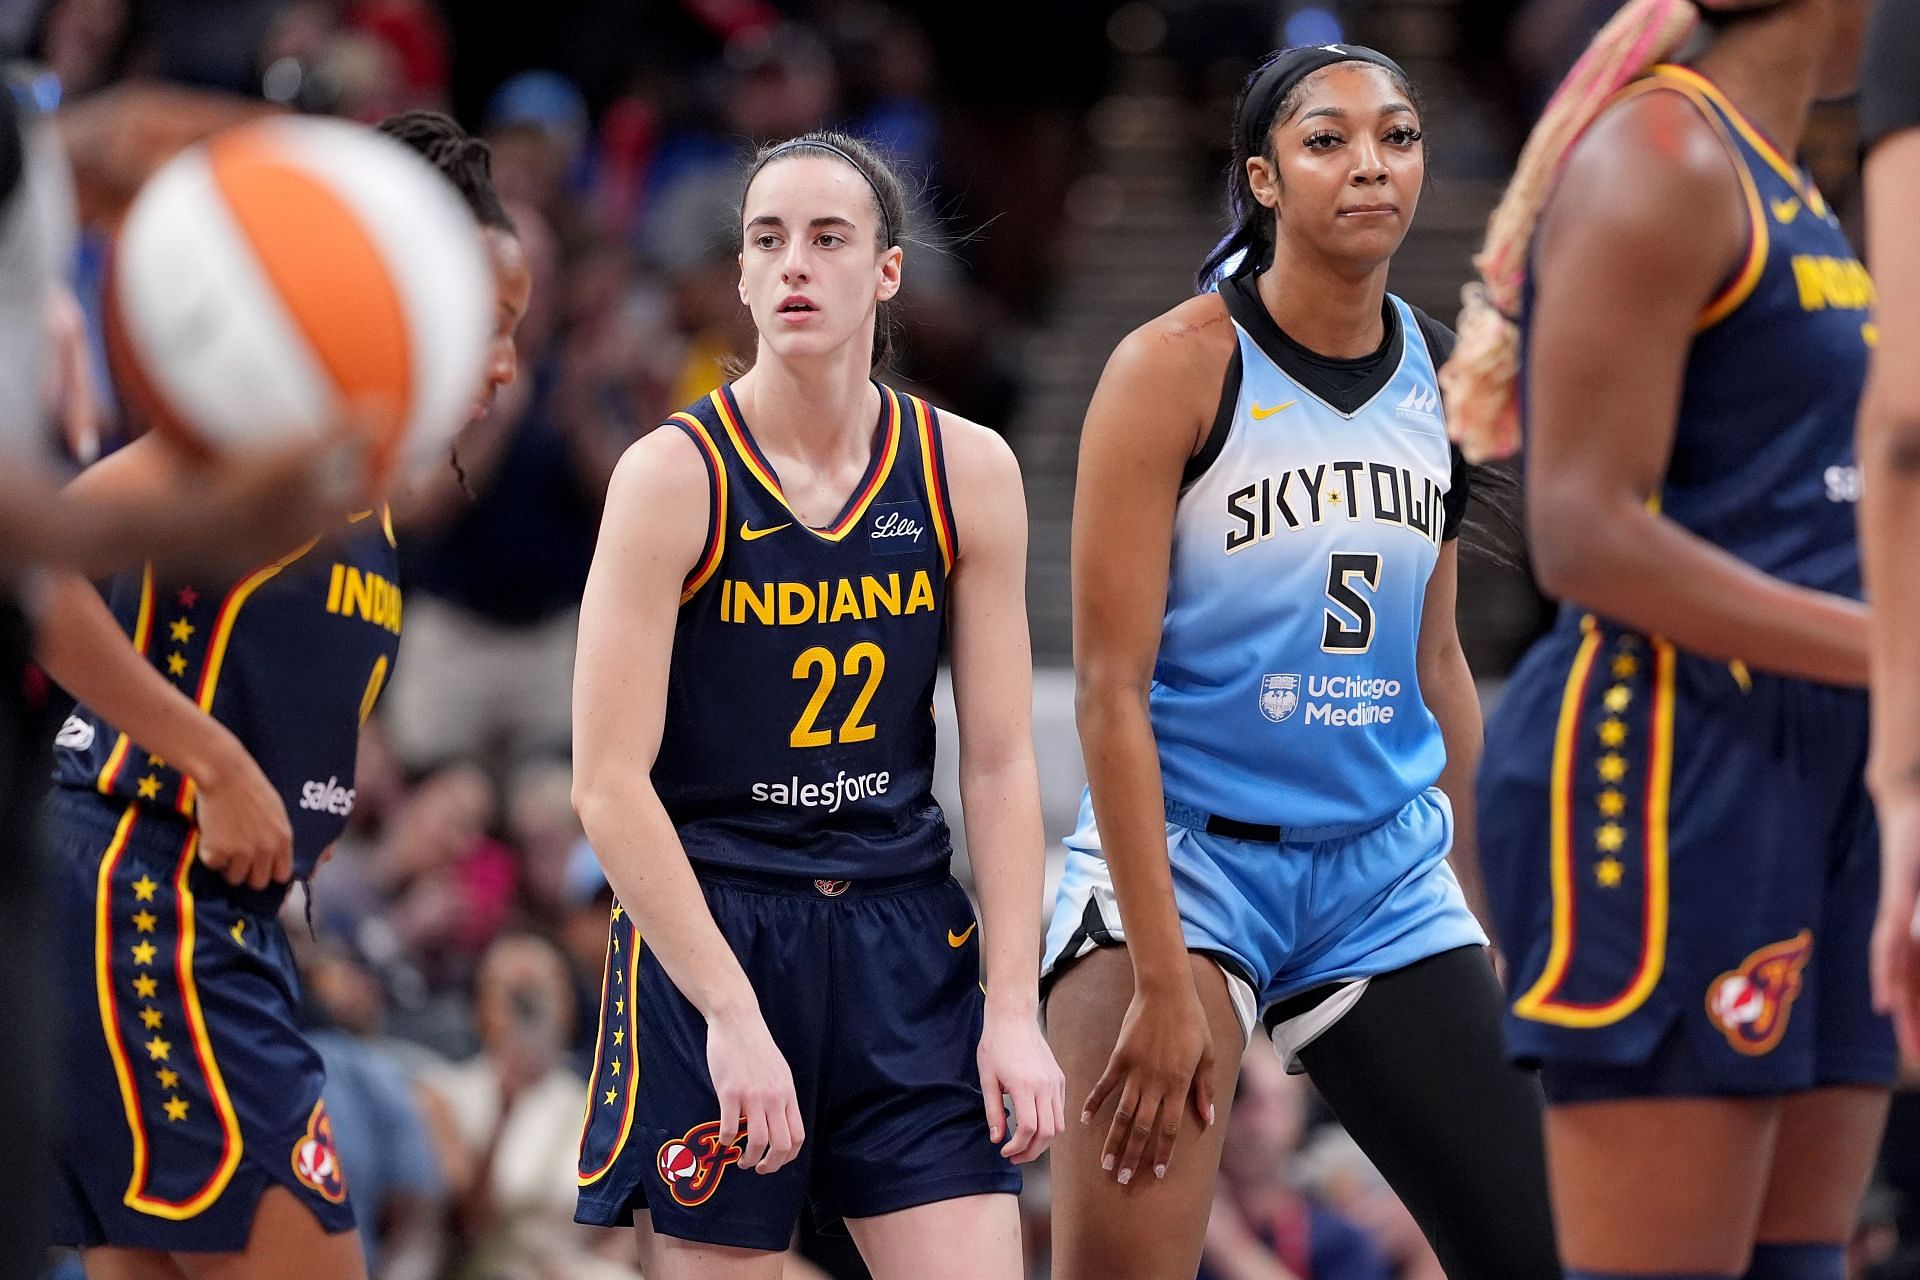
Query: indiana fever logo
657 1120 746 1206
1705 930 1813 1056
291 1099 348 1204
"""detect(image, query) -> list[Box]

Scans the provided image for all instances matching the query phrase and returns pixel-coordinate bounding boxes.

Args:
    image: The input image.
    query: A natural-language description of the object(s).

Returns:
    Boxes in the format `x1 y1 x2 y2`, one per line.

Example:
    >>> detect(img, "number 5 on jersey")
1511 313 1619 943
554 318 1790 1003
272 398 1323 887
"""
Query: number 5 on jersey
1322 553 1381 654
792 642 886 747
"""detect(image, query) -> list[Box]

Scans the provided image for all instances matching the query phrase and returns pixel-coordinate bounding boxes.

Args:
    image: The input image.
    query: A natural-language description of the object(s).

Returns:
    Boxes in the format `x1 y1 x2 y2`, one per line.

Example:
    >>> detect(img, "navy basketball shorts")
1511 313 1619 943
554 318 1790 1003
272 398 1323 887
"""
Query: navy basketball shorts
574 863 1020 1251
1479 617 1896 1102
45 791 354 1251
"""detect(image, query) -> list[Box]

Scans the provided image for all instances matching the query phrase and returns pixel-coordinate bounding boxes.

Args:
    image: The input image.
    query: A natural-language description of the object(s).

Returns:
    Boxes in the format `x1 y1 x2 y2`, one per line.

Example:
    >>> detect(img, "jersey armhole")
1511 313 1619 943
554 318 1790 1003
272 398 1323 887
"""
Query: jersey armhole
1181 342 1242 490
667 414 727 602
911 396 961 573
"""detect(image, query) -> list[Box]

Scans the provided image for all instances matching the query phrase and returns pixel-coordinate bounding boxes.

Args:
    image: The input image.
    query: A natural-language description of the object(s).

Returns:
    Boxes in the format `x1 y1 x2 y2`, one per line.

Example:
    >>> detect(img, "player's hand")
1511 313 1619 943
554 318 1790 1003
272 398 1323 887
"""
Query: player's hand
706 1006 804 1175
1082 979 1216 1186
977 1002 1065 1164
193 734 294 891
1871 791 1920 1060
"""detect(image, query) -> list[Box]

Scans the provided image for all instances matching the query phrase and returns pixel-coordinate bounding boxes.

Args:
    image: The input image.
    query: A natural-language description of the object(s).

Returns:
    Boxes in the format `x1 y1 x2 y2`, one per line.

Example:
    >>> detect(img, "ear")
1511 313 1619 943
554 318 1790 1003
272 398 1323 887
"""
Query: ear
1246 154 1281 211
737 253 749 307
875 245 903 303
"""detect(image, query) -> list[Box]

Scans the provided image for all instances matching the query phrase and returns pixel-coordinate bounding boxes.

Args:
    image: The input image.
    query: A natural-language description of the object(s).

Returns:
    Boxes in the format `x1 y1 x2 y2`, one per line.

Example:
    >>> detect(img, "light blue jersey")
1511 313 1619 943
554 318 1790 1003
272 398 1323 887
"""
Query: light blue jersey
1153 289 1453 833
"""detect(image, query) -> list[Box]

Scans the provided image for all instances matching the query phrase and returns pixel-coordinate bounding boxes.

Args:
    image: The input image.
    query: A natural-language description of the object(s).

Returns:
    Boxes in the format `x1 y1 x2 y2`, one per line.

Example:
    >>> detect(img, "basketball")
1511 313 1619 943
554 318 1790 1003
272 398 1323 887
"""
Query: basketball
659 1142 695 1182
109 115 492 484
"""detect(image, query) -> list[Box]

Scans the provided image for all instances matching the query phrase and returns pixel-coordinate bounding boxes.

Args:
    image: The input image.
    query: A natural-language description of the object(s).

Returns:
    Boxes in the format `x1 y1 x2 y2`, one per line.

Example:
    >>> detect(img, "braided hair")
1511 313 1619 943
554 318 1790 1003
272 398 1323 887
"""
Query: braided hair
376 110 515 235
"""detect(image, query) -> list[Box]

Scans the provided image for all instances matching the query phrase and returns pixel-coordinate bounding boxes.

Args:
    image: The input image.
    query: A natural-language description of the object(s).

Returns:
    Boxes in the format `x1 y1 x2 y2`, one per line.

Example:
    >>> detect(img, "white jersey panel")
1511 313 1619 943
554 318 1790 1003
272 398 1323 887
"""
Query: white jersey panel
1150 294 1452 830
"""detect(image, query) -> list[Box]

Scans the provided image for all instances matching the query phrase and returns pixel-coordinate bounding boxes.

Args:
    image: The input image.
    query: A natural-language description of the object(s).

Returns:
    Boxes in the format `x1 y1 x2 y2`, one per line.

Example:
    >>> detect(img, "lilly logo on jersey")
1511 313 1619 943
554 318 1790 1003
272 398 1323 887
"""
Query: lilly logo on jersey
1395 383 1439 423
1259 674 1300 723
299 776 357 817
657 1120 744 1207
868 501 928 556
1705 929 1813 1056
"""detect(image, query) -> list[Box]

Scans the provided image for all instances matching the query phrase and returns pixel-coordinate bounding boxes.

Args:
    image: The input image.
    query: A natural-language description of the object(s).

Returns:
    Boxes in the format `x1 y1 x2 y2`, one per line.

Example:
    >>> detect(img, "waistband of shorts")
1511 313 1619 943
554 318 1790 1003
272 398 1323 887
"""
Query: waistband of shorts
46 787 292 914
689 859 951 898
1162 799 1393 845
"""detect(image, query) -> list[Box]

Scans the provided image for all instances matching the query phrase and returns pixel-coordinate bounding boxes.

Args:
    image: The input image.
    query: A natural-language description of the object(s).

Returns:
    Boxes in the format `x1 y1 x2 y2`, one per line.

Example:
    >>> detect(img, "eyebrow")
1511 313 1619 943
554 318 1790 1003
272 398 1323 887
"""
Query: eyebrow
745 215 861 231
1298 101 1414 123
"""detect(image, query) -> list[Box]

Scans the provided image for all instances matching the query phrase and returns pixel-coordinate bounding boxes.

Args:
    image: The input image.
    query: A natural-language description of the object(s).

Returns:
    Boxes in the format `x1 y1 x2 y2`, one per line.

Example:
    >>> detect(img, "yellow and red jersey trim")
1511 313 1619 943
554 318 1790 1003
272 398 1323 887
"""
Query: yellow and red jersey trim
709 384 901 542
670 412 729 604
96 563 158 795
577 909 642 1186
908 395 959 574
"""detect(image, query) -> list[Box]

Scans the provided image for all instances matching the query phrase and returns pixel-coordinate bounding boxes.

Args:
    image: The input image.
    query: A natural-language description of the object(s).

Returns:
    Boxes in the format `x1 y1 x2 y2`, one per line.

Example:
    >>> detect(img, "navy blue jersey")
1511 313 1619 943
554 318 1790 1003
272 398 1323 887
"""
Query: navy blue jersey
653 384 959 879
1523 64 1871 601
52 511 402 886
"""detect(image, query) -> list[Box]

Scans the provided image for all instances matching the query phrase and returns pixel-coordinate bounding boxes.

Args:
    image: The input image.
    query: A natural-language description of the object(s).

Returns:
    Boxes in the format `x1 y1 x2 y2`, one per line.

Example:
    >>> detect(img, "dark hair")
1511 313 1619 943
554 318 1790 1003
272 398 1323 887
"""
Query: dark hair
735 130 910 375
377 110 516 235
1196 57 1425 290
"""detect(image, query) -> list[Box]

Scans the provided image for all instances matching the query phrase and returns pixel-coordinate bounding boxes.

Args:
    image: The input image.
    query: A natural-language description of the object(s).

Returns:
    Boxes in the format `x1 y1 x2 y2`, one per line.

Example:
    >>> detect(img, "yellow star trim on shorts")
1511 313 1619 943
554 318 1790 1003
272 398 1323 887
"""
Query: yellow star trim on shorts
132 974 158 999
169 619 195 643
165 653 187 678
137 775 162 800
1603 686 1632 713
156 1068 179 1090
612 934 619 952
231 919 247 946
131 940 157 966
164 1096 189 1123
1598 719 1628 747
1597 754 1628 783
604 1088 618 1106
1611 654 1639 679
1595 857 1625 888
145 1036 171 1062
1597 790 1626 817
611 903 623 921
132 910 157 933
1596 823 1626 853
139 1006 164 1030
613 1028 624 1046
614 998 624 1016
615 969 623 984
146 753 166 768
132 876 158 902
609 1059 621 1075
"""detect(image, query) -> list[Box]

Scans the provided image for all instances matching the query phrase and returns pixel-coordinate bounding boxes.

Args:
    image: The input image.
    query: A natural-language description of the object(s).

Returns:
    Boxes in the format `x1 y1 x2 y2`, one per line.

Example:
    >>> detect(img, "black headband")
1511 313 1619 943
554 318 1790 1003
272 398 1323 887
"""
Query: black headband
1239 44 1409 157
746 138 895 249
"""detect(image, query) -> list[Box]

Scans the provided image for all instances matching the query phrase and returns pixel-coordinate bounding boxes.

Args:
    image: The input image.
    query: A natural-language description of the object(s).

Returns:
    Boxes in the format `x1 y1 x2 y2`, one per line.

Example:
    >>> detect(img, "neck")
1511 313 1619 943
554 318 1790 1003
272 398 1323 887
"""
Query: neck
1256 242 1391 358
1689 3 1826 157
734 345 878 458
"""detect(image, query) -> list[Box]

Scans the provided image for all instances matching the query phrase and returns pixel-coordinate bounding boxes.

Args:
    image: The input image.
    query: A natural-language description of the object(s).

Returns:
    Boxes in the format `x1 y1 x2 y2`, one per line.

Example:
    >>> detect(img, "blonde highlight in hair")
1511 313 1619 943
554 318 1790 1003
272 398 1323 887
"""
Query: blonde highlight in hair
1441 0 1702 460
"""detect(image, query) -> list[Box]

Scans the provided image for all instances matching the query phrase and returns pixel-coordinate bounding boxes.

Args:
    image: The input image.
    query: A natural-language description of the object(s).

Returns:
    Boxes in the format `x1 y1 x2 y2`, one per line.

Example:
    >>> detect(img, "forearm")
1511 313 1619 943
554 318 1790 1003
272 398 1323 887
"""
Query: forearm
958 752 1046 1015
1536 499 1866 686
1077 683 1190 993
575 780 759 1022
35 571 245 784
1424 645 1490 935
1862 403 1920 798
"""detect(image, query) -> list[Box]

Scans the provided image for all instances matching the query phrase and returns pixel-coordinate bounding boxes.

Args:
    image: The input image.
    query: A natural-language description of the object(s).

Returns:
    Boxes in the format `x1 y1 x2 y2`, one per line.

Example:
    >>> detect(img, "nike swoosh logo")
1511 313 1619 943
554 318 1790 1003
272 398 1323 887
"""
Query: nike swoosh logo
1771 197 1800 225
1250 400 1297 420
739 521 791 541
948 923 978 948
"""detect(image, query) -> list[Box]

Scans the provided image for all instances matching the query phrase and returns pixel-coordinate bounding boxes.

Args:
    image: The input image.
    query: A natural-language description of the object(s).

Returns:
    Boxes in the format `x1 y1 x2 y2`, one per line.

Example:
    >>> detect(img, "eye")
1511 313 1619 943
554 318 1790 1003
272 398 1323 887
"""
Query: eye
753 233 781 250
816 232 846 249
1386 125 1423 146
1304 131 1342 151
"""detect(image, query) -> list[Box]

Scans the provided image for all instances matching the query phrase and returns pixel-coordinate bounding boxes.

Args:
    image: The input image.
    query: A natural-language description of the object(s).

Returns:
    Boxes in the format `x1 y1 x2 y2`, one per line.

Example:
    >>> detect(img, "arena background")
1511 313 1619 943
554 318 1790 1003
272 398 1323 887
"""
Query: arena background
18 0 1915 1276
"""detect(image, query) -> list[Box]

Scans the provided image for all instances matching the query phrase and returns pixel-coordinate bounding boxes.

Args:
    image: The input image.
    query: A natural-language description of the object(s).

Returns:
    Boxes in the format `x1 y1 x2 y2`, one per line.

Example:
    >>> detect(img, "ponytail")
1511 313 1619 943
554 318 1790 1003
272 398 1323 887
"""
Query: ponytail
1441 0 1702 460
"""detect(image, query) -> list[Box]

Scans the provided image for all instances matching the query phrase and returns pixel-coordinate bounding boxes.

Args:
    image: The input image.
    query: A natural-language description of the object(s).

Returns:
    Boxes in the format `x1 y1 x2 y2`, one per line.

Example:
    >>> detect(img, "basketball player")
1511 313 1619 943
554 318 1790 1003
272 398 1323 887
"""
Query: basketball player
570 130 1063 1279
1447 2 1885 1277
1040 47 1559 1280
1858 0 1920 1064
35 111 528 1280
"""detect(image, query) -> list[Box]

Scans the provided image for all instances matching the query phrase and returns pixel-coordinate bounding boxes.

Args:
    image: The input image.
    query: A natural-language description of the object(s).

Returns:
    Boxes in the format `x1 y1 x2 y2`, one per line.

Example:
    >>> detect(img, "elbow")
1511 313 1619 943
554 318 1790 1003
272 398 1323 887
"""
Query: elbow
1527 497 1620 604
1073 668 1150 736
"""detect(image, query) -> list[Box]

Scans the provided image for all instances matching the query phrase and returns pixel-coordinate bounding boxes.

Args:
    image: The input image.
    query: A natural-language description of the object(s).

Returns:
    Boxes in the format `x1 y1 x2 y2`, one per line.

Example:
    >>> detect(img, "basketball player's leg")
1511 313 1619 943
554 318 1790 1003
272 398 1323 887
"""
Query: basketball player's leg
1045 947 1247 1280
844 1193 1023 1280
640 1234 787 1280
171 1187 367 1280
1292 946 1560 1280
1748 1085 1889 1271
1547 1096 1779 1276
81 1249 189 1280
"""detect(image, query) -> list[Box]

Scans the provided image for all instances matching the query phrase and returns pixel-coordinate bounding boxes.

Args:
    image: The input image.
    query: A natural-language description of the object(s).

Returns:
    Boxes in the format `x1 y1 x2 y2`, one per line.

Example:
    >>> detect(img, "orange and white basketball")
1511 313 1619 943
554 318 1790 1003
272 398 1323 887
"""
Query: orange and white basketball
110 115 491 484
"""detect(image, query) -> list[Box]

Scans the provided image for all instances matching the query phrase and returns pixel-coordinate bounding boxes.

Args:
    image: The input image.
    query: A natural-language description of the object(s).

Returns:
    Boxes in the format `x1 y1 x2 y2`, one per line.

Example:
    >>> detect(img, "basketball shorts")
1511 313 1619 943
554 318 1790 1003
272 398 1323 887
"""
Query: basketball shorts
1040 785 1486 1063
45 790 354 1251
574 862 1019 1251
1479 617 1896 1101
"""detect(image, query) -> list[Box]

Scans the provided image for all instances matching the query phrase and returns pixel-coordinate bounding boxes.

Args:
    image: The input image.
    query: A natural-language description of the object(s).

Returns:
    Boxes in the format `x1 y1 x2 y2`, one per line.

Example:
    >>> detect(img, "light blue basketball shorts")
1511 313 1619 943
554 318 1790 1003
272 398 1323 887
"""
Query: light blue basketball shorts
1041 786 1486 1063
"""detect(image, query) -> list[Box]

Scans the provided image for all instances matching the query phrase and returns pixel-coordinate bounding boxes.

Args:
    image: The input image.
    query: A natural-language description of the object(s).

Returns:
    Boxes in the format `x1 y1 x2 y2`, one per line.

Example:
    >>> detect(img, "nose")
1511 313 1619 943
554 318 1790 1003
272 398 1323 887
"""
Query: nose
490 335 519 390
1349 134 1389 184
780 242 812 285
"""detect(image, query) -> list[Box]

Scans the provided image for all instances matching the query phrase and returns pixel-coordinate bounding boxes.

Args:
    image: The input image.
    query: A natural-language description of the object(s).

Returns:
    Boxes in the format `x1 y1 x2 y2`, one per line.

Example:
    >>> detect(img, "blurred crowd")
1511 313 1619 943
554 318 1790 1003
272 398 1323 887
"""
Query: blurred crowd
21 1 1920 1278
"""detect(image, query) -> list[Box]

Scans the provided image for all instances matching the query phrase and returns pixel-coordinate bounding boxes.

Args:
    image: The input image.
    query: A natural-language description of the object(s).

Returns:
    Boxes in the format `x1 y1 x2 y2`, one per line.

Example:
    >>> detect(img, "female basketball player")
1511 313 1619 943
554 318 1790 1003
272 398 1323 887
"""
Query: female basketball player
1447 2 1884 1277
34 111 528 1280
569 130 1063 1279
1858 0 1920 1064
1040 47 1558 1280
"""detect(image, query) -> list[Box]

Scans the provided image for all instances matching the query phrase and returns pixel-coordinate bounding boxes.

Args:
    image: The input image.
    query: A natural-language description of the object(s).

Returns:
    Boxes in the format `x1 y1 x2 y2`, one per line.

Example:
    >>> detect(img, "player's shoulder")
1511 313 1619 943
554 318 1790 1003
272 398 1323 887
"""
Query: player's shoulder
915 403 1018 490
1563 83 1743 218
1106 290 1237 387
606 417 717 519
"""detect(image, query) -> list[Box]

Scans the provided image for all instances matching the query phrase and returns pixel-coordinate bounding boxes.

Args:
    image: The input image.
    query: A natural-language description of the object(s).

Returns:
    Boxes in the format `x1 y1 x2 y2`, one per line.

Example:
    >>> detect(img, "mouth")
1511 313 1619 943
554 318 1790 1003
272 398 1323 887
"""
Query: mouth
777 295 818 321
1338 204 1399 218
468 390 495 422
